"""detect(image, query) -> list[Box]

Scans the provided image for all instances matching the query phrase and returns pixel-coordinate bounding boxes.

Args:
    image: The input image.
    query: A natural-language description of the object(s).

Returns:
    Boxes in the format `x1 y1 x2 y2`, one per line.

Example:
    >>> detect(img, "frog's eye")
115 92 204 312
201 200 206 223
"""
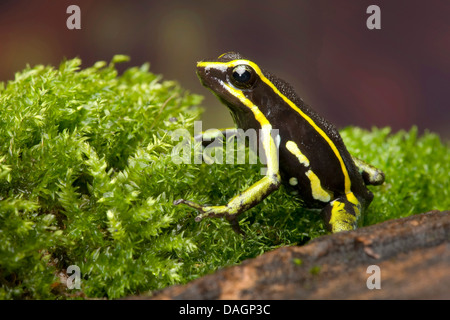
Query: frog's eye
230 65 257 89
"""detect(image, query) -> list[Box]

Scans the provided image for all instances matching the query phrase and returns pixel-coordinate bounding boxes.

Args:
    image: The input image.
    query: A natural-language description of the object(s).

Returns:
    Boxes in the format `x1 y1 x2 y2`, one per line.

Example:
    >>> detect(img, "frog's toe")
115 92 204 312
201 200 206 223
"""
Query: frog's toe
225 214 245 235
173 199 185 205
174 198 244 235
363 170 385 186
173 199 207 212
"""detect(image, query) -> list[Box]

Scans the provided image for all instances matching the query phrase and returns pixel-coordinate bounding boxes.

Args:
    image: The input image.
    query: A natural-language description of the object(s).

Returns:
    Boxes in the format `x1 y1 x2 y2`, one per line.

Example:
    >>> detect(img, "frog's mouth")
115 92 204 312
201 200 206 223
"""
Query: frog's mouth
196 64 222 88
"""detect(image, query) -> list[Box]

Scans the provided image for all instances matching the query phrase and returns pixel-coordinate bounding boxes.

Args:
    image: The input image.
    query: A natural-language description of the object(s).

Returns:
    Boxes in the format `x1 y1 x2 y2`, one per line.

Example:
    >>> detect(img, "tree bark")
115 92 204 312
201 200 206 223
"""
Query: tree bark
146 210 450 299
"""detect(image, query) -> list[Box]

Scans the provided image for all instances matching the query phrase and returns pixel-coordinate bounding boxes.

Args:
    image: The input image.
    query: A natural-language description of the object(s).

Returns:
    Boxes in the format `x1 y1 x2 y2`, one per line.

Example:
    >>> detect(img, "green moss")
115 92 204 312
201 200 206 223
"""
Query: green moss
0 56 448 299
340 127 450 226
0 56 202 299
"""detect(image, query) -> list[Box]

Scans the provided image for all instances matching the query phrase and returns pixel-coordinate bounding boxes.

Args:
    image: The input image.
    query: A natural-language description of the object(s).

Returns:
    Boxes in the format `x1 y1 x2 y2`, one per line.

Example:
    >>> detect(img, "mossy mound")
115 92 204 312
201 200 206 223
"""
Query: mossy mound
0 56 448 299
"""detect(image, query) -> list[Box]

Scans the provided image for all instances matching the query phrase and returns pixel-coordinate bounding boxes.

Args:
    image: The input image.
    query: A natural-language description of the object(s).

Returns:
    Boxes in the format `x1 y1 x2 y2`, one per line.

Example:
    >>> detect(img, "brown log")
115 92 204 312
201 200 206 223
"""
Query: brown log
146 210 450 299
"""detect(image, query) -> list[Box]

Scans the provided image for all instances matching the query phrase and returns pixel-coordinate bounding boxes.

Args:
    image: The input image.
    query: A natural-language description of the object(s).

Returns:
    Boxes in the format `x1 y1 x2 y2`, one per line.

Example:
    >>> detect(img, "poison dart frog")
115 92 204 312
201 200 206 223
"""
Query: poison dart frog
174 52 384 234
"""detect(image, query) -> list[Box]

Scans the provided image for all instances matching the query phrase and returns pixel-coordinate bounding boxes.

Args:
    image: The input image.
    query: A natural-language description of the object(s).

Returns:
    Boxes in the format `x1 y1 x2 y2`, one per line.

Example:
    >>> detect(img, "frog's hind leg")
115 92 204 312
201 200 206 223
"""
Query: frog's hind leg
321 193 362 233
351 155 385 186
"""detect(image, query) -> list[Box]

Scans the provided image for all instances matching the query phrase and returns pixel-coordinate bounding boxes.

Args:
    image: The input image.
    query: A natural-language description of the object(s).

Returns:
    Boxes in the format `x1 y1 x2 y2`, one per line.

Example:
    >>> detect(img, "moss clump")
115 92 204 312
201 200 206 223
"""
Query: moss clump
0 56 202 299
340 126 450 226
0 56 449 299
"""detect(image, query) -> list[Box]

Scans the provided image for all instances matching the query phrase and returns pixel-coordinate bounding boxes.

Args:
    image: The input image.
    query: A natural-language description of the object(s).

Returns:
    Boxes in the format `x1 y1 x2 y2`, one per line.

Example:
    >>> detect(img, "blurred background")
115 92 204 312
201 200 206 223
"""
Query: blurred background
0 0 449 139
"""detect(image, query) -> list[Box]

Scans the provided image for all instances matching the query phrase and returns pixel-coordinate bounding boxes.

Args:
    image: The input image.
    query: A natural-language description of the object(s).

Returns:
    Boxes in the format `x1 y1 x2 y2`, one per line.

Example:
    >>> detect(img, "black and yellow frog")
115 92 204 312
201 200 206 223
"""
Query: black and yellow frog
174 52 384 234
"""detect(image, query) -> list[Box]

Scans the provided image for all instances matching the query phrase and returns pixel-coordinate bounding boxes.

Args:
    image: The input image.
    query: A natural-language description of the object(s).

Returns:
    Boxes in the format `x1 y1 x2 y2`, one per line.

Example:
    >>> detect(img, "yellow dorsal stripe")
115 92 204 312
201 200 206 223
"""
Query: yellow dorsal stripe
285 140 310 167
198 59 351 193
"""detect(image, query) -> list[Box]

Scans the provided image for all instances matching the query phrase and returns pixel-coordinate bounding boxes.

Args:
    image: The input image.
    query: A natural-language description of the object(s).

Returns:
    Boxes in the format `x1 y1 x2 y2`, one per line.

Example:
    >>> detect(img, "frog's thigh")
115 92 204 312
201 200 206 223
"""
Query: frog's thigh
321 195 362 233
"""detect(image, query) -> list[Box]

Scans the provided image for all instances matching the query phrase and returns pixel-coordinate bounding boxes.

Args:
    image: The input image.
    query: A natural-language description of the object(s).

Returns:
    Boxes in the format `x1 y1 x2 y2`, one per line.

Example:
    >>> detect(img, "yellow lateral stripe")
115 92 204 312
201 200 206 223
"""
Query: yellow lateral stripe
198 60 351 193
285 140 310 167
305 170 332 202
223 82 270 127
222 82 279 177
345 192 360 206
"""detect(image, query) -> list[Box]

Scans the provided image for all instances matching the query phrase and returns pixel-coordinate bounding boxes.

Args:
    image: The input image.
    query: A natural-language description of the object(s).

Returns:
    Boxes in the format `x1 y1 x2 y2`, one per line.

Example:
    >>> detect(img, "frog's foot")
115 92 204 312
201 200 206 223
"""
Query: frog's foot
351 155 385 186
173 199 244 235
321 194 362 233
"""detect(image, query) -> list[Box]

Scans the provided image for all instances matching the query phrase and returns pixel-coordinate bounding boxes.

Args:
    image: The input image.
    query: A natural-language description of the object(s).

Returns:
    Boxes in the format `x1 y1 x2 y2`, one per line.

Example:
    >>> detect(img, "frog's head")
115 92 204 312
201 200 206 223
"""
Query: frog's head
196 52 304 129
196 52 262 115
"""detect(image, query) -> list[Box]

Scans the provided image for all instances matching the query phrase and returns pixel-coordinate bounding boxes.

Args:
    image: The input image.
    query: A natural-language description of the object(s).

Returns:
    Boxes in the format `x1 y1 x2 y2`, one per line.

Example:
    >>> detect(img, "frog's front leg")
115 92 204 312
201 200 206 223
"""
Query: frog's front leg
175 126 280 234
194 127 238 147
174 174 280 234
321 193 362 232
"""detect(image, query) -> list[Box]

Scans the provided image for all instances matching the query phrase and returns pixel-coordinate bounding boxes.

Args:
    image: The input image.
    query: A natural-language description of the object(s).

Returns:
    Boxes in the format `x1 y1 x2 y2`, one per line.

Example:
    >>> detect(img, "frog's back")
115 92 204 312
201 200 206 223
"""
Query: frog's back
258 68 373 208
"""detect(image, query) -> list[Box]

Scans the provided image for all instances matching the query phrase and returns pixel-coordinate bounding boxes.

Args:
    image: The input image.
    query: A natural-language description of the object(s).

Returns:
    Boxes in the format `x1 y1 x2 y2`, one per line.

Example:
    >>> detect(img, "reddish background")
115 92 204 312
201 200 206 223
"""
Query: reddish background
0 0 449 139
